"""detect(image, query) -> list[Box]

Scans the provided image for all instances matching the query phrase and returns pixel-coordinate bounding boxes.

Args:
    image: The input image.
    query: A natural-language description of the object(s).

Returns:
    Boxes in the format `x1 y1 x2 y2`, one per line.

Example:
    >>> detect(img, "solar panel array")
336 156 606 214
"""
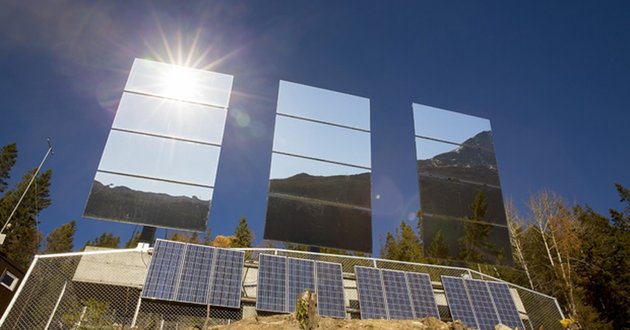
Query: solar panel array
354 266 439 320
142 239 244 308
315 262 346 318
256 254 346 318
441 276 526 330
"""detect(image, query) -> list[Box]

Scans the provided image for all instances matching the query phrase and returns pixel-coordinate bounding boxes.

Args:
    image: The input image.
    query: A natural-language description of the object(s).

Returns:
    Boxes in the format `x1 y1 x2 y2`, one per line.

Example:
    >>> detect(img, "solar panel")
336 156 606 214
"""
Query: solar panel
287 258 315 312
208 248 244 308
256 254 288 313
382 269 414 320
316 261 346 318
405 272 440 319
486 281 526 330
143 240 186 300
465 279 500 330
176 244 214 304
354 266 388 320
441 276 478 329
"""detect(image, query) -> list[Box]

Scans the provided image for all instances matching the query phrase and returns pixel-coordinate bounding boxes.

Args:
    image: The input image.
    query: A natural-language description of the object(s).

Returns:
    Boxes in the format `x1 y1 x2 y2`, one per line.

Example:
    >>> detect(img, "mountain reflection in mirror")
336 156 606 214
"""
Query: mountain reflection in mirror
269 153 370 208
413 103 491 144
113 93 227 145
84 172 211 231
415 134 500 186
98 130 220 186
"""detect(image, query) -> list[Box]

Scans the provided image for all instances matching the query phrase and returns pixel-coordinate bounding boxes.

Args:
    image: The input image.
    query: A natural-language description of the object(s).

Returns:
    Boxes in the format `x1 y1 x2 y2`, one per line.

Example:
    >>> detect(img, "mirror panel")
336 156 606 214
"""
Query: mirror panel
277 81 370 130
269 153 371 208
265 195 372 252
422 215 512 265
412 103 491 144
415 137 500 186
113 92 227 145
419 176 506 224
125 59 233 108
84 172 211 231
273 115 371 167
98 130 220 186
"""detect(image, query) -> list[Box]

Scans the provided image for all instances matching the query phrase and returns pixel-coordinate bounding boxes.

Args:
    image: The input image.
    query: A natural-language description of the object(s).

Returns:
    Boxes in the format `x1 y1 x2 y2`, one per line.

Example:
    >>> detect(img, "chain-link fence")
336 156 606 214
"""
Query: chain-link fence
0 247 564 330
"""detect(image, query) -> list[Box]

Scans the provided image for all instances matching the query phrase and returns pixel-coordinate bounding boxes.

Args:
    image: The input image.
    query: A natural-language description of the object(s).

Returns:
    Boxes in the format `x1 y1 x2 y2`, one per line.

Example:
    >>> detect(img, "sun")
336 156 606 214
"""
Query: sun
162 65 199 101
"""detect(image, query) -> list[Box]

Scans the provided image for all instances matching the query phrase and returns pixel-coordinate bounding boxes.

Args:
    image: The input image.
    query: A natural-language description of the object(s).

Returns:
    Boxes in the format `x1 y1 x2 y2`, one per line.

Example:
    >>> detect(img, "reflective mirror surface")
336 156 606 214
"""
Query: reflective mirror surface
113 93 226 145
265 195 372 252
415 137 500 186
422 215 511 264
84 172 211 231
413 103 491 144
277 81 370 130
413 103 511 264
98 130 220 186
125 59 233 107
418 177 507 224
269 153 371 208
265 81 372 252
273 115 371 167
84 59 232 231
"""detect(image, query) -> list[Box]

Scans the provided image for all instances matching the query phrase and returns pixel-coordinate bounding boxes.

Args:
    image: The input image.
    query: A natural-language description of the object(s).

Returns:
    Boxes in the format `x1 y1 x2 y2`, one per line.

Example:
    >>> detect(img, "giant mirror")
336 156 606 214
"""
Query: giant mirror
264 81 373 252
413 104 512 264
84 59 233 231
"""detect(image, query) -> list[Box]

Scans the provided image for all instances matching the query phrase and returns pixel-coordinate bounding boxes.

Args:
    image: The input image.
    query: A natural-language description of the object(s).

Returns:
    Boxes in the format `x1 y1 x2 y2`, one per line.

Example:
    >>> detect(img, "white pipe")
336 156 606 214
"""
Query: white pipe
44 280 67 330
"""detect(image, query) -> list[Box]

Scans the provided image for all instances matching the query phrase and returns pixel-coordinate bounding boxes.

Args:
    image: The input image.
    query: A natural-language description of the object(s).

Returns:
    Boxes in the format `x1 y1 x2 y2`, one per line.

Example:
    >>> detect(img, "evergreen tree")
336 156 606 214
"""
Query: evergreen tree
0 142 17 193
168 232 200 244
124 232 141 248
231 217 253 248
380 221 425 262
459 191 495 263
84 232 120 249
0 168 51 268
427 230 449 259
573 185 630 329
43 220 76 254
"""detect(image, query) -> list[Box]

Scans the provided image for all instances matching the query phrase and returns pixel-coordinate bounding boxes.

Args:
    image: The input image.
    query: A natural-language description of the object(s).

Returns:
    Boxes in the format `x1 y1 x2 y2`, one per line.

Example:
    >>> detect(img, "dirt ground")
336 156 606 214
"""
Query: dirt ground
207 314 471 330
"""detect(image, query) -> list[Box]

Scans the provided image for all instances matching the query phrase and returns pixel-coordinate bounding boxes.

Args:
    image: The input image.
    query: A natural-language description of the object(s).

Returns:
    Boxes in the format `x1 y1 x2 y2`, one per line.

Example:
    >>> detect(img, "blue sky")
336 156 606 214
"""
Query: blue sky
0 1 628 253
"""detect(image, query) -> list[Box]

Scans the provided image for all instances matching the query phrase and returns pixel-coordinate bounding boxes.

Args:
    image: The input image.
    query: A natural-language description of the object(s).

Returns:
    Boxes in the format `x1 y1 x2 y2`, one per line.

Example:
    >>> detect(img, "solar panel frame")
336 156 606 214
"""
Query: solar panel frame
315 261 346 318
464 279 501 330
486 281 526 330
381 269 414 320
256 254 288 313
143 240 186 301
354 266 388 320
405 272 440 319
287 258 316 313
441 276 479 329
176 244 214 304
208 248 244 308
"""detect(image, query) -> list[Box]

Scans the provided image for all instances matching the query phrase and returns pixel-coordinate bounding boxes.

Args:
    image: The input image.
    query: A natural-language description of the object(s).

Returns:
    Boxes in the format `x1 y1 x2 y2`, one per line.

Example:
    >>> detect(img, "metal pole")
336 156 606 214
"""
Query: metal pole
0 138 54 240
44 280 67 330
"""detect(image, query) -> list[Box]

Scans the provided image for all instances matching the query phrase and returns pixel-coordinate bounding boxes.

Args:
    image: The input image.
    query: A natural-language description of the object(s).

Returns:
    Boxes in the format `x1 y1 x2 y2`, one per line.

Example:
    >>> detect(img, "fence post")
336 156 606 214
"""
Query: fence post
0 255 39 327
44 280 67 330
131 295 143 327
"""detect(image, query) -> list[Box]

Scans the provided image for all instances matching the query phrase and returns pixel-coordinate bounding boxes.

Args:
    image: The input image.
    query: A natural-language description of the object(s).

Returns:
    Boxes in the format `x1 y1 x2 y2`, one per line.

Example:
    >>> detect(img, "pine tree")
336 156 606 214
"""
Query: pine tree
0 168 52 268
231 217 253 248
459 191 495 263
380 221 425 262
427 230 449 259
84 232 120 249
0 142 18 193
43 220 76 254
124 232 141 248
